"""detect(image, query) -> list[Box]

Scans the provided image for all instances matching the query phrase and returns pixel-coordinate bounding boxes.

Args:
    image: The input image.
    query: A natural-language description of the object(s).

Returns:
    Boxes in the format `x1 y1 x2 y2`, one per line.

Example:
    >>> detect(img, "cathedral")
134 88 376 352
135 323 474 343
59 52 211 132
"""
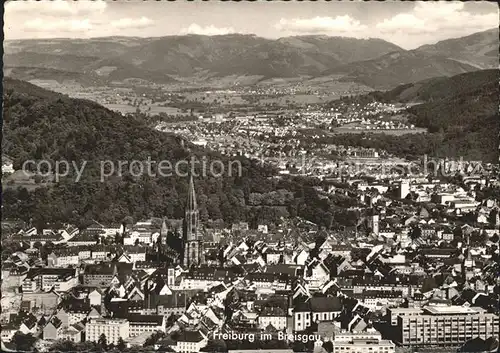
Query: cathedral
182 175 205 267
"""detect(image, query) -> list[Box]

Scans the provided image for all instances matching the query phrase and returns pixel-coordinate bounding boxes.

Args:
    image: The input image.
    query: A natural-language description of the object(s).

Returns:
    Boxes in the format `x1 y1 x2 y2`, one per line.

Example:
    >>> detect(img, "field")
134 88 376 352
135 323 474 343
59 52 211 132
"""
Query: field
259 75 373 94
19 75 375 114
102 103 138 114
172 73 265 88
259 94 329 105
333 125 427 135
182 91 248 105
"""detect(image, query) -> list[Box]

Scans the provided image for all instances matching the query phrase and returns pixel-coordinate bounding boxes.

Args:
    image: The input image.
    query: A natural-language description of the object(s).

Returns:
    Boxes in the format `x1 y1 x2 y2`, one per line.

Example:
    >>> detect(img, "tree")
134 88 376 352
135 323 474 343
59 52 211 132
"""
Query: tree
292 340 307 352
410 226 422 240
144 331 166 346
117 337 126 351
453 226 464 240
34 174 44 184
40 241 55 261
123 216 134 226
49 339 76 352
488 209 499 226
201 339 227 352
12 332 38 351
98 333 108 351
166 313 178 327
322 341 334 353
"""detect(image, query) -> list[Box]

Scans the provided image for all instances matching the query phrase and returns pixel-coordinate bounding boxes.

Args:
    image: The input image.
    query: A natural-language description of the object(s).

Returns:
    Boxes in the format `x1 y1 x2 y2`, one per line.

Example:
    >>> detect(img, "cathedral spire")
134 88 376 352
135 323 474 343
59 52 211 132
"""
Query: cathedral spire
183 175 204 267
187 173 197 212
184 174 199 242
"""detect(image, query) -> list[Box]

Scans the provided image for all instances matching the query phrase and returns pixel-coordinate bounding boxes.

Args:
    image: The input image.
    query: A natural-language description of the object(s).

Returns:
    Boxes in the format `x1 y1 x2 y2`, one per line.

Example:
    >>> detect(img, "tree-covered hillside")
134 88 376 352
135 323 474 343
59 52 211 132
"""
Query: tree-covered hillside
330 69 499 162
2 78 360 230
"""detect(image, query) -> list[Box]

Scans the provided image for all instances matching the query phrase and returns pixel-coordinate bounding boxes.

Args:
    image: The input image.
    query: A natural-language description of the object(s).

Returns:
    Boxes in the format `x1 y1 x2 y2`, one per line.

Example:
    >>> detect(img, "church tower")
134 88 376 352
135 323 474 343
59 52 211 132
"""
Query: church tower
183 175 204 267
160 218 169 246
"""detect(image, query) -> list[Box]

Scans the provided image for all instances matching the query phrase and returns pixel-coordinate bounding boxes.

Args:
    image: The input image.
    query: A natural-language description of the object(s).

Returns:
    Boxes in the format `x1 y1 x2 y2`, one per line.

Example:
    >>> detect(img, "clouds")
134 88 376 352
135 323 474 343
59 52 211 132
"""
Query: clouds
376 14 429 34
5 0 104 38
6 0 107 17
111 17 154 30
23 18 93 33
5 0 155 39
18 16 154 37
374 2 498 47
377 2 498 34
275 15 368 36
181 24 235 36
273 2 498 48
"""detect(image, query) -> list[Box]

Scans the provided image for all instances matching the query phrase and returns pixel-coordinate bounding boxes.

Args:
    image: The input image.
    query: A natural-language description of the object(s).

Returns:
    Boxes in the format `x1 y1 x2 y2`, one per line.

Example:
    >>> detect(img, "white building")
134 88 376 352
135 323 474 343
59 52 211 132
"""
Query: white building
127 314 165 337
2 156 14 174
399 180 410 199
22 268 78 293
332 338 395 353
173 330 208 353
85 318 129 345
294 297 342 331
50 253 80 267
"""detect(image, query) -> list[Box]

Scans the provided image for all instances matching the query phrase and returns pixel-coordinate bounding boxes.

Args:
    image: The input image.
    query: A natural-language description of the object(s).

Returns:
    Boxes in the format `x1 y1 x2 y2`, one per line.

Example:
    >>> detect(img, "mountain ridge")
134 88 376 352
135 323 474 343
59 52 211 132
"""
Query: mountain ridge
415 28 499 69
323 50 481 89
3 34 404 85
4 29 497 88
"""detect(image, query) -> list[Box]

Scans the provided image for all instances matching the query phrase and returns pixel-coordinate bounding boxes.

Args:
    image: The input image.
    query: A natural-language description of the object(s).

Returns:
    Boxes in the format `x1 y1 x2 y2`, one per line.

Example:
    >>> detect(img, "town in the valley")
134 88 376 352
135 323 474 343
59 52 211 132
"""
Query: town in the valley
2 157 499 352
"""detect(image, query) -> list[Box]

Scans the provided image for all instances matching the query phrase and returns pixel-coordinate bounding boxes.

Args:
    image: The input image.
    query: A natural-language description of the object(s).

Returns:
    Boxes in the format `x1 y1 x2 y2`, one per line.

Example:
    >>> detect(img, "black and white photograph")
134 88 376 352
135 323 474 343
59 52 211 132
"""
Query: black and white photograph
1 1 499 352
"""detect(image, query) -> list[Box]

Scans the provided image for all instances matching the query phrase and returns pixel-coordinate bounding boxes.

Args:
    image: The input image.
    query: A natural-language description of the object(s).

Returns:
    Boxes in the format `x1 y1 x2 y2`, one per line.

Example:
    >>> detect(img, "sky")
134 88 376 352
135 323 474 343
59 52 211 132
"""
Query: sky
4 0 498 49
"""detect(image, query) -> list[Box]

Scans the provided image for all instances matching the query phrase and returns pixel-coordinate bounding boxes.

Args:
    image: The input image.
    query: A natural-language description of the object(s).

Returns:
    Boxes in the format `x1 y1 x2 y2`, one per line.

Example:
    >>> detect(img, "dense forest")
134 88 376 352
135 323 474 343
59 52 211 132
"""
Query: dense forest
330 69 499 162
2 78 360 230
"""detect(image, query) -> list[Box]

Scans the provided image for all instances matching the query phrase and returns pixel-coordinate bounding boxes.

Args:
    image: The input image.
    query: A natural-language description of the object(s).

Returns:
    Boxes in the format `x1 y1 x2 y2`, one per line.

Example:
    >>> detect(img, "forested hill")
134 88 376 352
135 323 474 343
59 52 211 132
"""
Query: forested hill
2 77 188 166
2 78 359 230
358 69 499 162
405 70 499 162
374 69 499 103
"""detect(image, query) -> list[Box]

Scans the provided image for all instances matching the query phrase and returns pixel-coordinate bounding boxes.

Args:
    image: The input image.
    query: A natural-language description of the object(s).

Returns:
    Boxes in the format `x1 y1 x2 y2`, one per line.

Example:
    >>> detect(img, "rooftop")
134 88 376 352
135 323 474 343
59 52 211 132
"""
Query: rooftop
423 306 482 315
88 318 128 324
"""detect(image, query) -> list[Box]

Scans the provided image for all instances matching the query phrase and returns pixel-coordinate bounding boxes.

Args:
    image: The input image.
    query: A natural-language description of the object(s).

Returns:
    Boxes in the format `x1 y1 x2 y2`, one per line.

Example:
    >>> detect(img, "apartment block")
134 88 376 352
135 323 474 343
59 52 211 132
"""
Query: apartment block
22 268 78 293
395 306 499 346
85 318 129 345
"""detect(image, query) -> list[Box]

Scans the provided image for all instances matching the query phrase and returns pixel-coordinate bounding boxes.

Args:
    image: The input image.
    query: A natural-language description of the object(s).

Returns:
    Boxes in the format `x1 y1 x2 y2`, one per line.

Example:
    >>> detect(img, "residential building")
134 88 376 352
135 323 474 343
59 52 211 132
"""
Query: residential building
331 338 395 353
395 306 499 346
294 296 342 331
258 306 288 331
174 330 208 353
125 314 165 337
86 318 130 345
43 317 63 340
22 268 78 293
